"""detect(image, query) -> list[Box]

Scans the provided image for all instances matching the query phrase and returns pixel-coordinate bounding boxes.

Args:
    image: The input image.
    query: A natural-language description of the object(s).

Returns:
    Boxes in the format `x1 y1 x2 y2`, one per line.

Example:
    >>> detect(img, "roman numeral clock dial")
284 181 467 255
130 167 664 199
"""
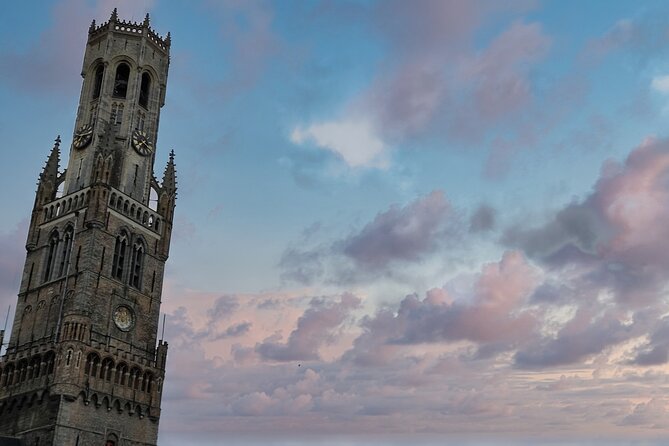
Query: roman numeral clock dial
73 124 93 149
132 129 154 156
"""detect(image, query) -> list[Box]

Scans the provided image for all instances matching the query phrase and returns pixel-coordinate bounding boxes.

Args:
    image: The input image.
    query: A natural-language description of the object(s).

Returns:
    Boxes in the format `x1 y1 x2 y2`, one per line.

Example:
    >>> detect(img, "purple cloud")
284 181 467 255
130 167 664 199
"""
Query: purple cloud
346 251 539 366
255 293 360 362
280 191 453 284
506 137 669 305
469 204 496 233
341 190 450 269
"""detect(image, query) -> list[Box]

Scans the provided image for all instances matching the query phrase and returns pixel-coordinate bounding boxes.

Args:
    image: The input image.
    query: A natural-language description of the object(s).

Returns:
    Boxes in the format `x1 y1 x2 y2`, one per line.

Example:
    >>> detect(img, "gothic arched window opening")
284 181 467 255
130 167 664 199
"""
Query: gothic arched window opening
112 63 130 98
115 363 128 385
112 232 128 281
92 64 104 99
44 351 56 375
84 353 100 377
43 231 59 282
57 226 74 277
129 240 144 289
139 72 151 108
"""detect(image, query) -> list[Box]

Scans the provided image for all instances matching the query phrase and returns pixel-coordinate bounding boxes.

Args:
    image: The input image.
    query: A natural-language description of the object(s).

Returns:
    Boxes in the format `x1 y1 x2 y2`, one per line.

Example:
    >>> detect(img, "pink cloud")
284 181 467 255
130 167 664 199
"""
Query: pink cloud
506 138 669 302
345 251 539 366
256 293 361 361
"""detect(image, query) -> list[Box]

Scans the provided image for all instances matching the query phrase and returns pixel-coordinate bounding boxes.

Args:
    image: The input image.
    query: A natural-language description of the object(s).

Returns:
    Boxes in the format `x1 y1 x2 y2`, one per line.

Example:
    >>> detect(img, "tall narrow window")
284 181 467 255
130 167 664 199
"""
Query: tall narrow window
92 64 104 99
136 111 146 131
43 231 59 282
129 241 144 289
112 233 128 280
57 226 74 277
112 63 130 98
139 72 151 108
111 103 124 125
89 102 98 125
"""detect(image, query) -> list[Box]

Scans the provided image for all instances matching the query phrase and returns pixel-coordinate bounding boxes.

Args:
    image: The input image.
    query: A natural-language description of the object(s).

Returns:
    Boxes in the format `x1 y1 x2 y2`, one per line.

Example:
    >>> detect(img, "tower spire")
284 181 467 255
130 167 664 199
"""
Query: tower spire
110 8 118 22
143 13 150 27
41 135 61 183
162 150 177 193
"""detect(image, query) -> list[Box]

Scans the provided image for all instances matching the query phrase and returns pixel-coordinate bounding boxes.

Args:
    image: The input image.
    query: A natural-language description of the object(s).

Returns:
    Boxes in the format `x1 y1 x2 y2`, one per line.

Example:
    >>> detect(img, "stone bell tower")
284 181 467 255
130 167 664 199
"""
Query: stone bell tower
0 10 176 445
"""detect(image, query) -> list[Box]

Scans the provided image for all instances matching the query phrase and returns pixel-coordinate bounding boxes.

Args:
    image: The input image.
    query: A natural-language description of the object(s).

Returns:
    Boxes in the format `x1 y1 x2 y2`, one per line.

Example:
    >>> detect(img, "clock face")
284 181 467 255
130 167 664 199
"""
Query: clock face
113 305 134 331
73 124 93 149
131 129 154 156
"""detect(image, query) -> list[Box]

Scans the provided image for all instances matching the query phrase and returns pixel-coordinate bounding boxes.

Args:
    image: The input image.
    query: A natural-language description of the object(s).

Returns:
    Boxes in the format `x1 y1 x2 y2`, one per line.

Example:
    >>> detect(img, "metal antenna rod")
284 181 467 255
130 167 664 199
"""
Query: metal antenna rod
3 305 9 331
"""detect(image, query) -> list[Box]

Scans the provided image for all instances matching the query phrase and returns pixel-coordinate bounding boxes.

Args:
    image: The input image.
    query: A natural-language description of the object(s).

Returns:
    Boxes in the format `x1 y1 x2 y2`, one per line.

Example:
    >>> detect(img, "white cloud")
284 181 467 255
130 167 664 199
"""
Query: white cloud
651 75 669 94
291 118 388 169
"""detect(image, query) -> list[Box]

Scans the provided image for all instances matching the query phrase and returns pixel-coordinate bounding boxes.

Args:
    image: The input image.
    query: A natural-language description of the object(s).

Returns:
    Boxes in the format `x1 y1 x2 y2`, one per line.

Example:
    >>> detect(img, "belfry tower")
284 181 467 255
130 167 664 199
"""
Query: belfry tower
0 10 175 445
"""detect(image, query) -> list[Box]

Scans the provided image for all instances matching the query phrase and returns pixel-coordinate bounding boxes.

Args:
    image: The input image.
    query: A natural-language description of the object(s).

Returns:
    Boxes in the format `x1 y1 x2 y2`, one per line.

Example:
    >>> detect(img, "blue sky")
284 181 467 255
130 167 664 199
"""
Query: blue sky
2 0 669 444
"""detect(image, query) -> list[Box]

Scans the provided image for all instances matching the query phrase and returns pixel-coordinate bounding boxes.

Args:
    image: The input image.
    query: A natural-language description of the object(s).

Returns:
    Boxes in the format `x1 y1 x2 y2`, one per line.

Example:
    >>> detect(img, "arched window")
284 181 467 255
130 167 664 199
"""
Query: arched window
43 231 59 282
139 72 151 108
84 353 100 377
16 360 28 384
112 63 130 98
1 364 14 387
57 226 74 277
112 232 128 281
28 355 41 379
92 64 104 99
142 371 154 392
100 358 114 381
129 240 144 289
115 363 128 385
129 367 141 389
44 351 56 376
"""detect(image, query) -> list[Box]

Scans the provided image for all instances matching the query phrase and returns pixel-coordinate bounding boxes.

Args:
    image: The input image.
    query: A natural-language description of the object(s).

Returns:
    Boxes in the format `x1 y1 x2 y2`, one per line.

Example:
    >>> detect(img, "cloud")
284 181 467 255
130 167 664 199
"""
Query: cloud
620 398 669 428
289 2 552 175
583 14 669 65
255 293 361 361
651 75 669 94
346 251 539 366
469 204 496 233
514 309 634 368
630 316 669 366
291 118 388 169
280 191 453 284
341 190 450 268
506 137 669 305
198 0 281 99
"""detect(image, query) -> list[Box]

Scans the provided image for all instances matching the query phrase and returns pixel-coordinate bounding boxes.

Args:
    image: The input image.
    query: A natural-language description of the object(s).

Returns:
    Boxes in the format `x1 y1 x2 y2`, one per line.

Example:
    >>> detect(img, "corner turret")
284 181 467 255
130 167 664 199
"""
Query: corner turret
156 151 177 259
26 137 65 250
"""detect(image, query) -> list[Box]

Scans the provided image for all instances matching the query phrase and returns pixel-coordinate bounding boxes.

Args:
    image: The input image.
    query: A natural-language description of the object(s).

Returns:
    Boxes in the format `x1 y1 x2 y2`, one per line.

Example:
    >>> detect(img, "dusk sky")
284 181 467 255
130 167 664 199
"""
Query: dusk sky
2 0 669 444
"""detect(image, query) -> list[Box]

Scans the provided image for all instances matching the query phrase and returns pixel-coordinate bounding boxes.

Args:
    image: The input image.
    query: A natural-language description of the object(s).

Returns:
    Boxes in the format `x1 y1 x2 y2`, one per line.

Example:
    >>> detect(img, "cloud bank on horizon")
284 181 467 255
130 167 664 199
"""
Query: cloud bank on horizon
2 0 669 444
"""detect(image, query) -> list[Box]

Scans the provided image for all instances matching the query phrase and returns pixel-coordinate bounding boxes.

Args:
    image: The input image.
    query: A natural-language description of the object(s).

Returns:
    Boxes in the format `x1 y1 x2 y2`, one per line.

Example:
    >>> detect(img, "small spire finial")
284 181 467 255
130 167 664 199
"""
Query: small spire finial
169 149 175 161
166 31 171 46
89 19 96 33
55 135 61 147
143 13 150 26
110 8 118 21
